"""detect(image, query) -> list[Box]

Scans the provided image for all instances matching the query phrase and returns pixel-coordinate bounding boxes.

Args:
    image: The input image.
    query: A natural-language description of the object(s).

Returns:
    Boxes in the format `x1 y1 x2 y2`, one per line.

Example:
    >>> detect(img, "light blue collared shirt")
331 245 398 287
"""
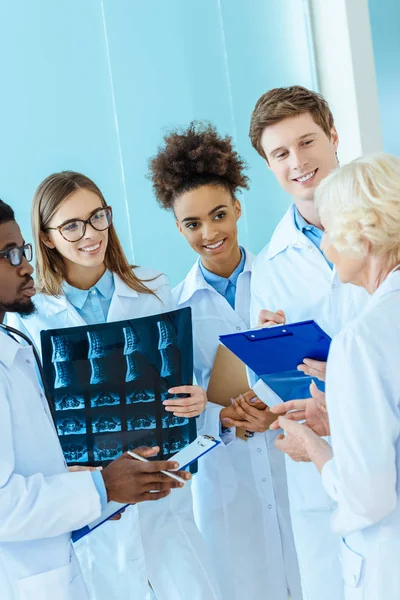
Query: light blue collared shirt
63 270 115 508
63 269 115 325
293 206 333 269
199 248 246 309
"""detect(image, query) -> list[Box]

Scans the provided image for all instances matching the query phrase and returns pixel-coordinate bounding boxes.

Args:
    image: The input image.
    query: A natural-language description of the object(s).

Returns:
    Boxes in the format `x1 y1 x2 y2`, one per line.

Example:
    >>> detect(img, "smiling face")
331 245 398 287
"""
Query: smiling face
41 188 109 286
174 184 242 277
260 113 339 203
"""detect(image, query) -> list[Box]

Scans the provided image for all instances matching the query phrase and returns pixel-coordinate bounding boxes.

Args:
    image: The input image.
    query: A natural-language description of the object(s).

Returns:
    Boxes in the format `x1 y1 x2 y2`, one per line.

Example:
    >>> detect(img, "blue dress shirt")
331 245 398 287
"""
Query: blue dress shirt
293 206 333 269
199 248 246 309
63 269 115 325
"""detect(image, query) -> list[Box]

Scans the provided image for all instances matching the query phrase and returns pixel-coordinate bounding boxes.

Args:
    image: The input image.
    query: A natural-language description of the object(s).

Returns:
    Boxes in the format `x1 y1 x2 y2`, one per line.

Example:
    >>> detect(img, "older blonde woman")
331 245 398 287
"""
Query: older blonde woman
270 153 400 599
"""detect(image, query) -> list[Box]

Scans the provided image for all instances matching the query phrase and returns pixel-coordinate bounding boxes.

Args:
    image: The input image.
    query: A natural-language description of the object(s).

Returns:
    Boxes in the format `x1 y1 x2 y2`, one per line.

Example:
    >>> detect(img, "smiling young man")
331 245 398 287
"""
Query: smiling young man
246 87 369 600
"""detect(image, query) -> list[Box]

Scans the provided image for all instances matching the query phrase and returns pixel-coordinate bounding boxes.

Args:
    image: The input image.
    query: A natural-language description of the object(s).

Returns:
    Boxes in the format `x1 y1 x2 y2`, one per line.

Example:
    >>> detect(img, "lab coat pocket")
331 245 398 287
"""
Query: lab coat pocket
286 458 336 511
16 554 87 600
340 537 364 589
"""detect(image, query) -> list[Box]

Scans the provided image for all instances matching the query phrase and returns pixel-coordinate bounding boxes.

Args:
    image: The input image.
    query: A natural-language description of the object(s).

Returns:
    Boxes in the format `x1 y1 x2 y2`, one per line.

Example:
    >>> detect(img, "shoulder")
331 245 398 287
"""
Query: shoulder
131 266 170 292
130 266 175 309
252 243 272 282
172 279 185 303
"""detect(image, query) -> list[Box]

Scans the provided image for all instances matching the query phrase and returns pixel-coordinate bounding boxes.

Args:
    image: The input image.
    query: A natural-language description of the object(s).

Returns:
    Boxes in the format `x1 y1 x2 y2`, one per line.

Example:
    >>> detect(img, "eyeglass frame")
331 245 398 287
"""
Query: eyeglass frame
45 206 113 242
0 243 33 267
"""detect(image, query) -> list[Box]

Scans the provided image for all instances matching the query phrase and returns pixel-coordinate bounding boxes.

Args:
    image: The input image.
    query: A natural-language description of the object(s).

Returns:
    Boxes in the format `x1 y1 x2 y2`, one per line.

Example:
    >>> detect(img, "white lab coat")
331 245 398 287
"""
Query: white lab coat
250 206 369 600
0 329 102 600
173 252 303 600
321 269 400 600
7 268 220 600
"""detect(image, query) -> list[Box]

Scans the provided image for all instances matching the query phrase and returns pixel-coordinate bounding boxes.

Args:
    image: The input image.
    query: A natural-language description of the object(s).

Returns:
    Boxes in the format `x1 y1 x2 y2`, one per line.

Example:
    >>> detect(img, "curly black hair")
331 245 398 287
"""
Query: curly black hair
148 121 249 210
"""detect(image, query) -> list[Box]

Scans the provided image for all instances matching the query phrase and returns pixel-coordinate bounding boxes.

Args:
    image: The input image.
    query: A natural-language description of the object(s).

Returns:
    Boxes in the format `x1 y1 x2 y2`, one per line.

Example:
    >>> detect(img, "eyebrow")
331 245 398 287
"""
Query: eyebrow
270 133 317 156
57 206 103 227
181 204 228 223
0 240 25 252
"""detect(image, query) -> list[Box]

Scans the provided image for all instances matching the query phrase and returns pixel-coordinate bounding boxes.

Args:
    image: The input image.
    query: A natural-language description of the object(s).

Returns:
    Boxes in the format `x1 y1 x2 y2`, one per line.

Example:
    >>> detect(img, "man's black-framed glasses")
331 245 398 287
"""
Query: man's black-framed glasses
46 206 113 242
0 243 33 267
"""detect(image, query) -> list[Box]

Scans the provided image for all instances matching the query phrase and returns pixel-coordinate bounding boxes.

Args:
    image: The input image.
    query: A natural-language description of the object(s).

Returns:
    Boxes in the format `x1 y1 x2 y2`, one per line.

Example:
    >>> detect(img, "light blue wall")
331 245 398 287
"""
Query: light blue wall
368 0 400 156
0 0 315 286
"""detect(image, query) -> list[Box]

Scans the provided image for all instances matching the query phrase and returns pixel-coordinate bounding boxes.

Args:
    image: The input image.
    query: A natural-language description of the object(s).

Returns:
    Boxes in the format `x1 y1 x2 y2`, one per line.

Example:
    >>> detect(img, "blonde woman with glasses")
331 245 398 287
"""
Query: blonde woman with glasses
7 171 221 600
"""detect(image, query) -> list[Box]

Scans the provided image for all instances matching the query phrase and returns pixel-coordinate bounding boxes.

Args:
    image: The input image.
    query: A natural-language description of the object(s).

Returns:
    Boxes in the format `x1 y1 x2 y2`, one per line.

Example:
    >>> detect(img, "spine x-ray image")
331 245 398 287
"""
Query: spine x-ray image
41 308 196 469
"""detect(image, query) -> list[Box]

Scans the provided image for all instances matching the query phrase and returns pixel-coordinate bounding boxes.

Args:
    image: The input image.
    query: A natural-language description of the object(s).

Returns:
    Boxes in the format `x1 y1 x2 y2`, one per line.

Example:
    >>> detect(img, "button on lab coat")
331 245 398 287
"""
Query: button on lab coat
250 206 369 600
321 270 400 599
173 252 303 600
0 331 102 600
7 268 220 600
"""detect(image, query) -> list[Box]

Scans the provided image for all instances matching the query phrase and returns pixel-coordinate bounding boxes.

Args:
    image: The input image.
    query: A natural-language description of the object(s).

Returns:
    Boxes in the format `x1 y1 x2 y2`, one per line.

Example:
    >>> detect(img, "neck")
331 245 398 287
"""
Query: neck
65 262 106 290
362 257 400 294
294 198 323 230
201 244 242 278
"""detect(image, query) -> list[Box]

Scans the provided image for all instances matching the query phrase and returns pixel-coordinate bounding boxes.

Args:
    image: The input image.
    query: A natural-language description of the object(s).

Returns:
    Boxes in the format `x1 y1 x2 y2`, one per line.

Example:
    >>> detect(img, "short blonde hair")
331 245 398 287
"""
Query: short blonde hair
315 153 400 263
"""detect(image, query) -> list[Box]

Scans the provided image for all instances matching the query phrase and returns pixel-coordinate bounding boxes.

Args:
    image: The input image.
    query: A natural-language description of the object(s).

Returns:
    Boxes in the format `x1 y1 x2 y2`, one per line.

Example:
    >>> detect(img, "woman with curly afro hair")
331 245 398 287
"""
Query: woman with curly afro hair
149 122 301 600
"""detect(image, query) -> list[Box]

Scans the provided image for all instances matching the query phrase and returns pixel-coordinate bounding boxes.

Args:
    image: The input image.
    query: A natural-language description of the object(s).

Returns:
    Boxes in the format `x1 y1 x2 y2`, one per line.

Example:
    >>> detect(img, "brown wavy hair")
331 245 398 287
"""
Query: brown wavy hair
32 171 157 297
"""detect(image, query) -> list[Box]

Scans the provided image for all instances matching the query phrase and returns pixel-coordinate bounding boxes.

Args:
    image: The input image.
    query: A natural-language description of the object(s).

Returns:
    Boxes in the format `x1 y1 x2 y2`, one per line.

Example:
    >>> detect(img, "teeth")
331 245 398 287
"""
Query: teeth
206 240 224 249
297 170 316 183
81 243 100 252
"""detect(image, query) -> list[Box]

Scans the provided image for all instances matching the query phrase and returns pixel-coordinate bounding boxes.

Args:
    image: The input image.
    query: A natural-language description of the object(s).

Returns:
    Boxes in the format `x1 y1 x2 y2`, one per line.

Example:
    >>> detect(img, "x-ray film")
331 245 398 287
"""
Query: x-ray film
41 308 196 469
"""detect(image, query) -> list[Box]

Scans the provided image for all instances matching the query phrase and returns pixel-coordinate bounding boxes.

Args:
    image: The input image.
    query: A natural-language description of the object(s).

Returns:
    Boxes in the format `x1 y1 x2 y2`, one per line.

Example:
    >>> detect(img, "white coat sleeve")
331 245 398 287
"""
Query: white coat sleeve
321 329 400 536
0 372 102 542
248 260 284 408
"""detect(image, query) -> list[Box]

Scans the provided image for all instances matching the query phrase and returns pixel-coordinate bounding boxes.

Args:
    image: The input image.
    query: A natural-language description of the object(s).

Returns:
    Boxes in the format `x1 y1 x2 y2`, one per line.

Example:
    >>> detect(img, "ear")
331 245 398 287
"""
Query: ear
234 198 242 220
175 218 184 236
331 126 339 153
40 230 56 250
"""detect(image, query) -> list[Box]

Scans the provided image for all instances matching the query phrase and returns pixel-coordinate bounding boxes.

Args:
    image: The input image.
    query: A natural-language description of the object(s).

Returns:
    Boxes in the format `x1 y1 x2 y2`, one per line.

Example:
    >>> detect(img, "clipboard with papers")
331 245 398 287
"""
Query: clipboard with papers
72 434 220 542
219 320 331 401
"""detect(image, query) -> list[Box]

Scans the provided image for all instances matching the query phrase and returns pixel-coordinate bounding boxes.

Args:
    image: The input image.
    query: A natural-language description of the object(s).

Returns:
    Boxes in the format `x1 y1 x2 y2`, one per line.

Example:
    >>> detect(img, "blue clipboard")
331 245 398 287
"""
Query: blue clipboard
72 435 220 543
219 320 331 401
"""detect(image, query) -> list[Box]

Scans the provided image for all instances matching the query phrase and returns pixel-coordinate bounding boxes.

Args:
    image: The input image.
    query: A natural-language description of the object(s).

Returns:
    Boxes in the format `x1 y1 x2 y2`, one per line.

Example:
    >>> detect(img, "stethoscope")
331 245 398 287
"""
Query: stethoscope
0 323 56 423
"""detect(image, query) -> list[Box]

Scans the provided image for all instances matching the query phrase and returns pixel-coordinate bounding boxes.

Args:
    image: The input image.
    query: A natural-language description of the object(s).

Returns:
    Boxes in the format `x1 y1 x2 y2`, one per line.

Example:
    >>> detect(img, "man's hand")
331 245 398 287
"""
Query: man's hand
221 391 277 432
269 381 330 437
163 385 207 418
297 358 327 381
102 446 191 504
275 417 333 471
258 309 286 328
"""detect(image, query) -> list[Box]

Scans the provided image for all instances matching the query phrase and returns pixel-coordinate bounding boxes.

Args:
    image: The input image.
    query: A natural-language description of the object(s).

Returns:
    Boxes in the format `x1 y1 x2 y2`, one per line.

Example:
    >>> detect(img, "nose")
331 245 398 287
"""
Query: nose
202 222 218 242
289 148 309 172
82 223 97 239
18 256 34 277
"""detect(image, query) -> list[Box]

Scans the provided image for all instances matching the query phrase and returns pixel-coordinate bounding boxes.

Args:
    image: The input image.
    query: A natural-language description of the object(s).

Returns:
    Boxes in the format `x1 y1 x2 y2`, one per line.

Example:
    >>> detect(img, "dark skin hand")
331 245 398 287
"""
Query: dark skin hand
102 446 191 504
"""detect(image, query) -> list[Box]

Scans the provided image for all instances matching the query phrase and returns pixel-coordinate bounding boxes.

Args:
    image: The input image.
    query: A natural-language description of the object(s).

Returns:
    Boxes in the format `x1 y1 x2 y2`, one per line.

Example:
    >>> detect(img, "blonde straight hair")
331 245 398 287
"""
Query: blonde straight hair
32 171 157 297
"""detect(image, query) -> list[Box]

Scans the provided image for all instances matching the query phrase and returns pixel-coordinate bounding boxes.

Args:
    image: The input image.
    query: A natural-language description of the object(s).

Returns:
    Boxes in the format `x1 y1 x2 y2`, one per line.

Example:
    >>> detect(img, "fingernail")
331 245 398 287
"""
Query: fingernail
222 418 230 423
172 462 179 469
230 398 235 405
250 396 257 403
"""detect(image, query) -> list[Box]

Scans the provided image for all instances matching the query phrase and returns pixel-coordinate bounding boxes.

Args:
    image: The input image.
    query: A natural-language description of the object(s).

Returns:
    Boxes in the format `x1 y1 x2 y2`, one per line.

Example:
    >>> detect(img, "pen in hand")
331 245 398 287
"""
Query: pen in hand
127 450 187 485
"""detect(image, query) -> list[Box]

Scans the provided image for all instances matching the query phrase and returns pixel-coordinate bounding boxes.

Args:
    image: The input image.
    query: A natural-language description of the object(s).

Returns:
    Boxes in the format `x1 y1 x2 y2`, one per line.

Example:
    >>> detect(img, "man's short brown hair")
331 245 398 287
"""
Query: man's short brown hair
249 86 335 160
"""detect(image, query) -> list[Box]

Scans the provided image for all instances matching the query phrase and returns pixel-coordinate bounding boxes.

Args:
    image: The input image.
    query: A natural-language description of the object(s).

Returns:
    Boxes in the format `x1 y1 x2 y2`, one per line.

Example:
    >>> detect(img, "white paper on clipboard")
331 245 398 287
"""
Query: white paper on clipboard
171 434 220 470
